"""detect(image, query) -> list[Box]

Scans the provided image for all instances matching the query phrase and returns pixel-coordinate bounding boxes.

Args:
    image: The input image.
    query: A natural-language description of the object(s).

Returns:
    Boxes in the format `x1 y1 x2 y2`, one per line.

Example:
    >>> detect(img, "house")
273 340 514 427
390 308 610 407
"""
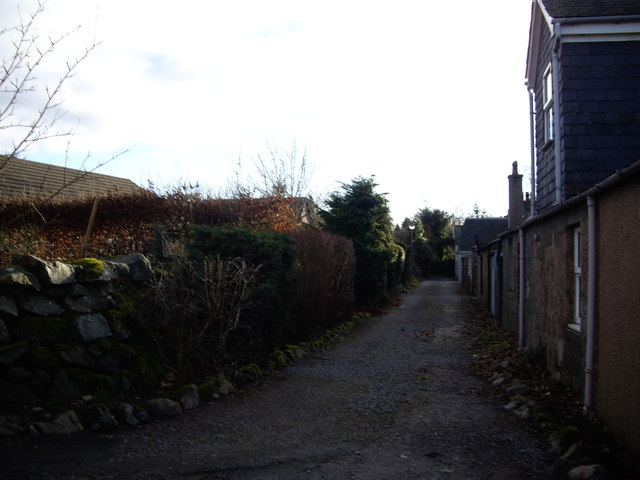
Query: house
453 216 507 296
0 157 143 202
487 0 640 457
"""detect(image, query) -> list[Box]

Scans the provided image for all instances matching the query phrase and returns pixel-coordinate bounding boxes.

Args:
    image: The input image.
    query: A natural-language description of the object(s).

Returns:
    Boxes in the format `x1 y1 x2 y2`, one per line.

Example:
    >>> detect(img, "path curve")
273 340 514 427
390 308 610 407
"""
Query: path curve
2 280 551 479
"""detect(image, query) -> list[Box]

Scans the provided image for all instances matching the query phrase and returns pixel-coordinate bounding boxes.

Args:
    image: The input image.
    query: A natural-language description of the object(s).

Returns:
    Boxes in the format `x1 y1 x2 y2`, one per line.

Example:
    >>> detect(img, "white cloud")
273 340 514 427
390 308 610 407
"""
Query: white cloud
3 0 534 222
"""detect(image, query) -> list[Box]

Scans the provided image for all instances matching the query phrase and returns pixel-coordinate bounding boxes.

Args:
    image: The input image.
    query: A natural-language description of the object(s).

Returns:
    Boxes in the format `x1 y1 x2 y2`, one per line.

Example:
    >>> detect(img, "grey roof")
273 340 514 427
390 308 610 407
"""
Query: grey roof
540 0 640 18
0 157 143 202
456 217 508 251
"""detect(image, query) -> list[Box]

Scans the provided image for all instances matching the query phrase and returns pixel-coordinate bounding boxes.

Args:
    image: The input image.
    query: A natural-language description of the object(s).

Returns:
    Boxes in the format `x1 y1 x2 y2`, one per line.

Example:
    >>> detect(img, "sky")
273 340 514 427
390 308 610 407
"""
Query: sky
1 0 535 224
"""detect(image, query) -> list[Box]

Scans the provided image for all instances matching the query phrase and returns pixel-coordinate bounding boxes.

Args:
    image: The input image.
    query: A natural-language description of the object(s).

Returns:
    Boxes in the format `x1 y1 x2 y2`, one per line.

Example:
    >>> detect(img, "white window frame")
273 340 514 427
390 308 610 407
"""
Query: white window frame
569 226 582 331
542 63 554 143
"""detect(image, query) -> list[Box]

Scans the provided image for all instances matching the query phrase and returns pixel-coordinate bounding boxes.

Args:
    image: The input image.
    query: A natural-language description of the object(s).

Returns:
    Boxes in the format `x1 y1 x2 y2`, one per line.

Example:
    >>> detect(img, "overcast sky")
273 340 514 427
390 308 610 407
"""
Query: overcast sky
2 0 534 223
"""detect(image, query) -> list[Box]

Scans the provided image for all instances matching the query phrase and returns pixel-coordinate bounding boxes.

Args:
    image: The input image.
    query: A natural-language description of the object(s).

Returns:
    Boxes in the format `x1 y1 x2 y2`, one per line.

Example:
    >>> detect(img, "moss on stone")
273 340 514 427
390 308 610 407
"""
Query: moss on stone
66 367 116 395
235 363 264 385
112 341 136 357
269 349 288 368
198 376 221 401
26 344 61 369
93 338 113 352
17 316 69 340
0 341 28 364
131 346 164 392
70 258 105 278
283 345 301 361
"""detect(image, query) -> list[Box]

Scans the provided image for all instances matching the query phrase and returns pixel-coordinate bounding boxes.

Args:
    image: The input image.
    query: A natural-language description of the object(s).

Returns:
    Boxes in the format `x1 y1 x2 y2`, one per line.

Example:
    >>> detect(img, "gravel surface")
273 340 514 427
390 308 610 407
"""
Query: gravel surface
2 280 552 479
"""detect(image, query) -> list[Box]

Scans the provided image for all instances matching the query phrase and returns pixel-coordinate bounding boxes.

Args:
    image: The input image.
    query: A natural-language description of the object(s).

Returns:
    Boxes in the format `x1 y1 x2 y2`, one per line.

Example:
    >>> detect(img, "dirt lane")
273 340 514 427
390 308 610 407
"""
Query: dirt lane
2 280 551 479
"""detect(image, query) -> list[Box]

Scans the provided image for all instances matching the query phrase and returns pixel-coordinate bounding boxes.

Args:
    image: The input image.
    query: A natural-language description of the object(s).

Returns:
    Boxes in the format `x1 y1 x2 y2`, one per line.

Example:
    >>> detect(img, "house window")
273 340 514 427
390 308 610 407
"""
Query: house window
570 226 582 331
543 64 554 143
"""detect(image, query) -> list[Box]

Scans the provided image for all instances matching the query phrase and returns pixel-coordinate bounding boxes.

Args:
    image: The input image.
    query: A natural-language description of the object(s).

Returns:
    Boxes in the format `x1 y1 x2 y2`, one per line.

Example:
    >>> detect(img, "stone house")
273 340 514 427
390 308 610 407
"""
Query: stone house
489 0 640 457
453 217 507 298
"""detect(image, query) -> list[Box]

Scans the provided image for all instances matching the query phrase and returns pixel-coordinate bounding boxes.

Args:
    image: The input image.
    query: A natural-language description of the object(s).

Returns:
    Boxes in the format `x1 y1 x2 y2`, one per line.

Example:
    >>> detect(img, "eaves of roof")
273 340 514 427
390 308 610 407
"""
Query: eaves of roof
499 158 640 237
0 157 143 202
526 0 640 88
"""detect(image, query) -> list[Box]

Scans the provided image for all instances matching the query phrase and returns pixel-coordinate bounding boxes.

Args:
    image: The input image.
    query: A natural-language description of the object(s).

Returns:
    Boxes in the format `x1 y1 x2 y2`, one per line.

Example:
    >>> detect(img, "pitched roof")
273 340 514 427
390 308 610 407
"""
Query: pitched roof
0 157 143 202
540 0 640 19
456 217 508 251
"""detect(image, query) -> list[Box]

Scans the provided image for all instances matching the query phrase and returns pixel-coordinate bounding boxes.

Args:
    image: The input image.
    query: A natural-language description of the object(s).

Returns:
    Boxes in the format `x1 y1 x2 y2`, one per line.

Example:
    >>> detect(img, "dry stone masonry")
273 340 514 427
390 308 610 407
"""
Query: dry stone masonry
0 253 164 435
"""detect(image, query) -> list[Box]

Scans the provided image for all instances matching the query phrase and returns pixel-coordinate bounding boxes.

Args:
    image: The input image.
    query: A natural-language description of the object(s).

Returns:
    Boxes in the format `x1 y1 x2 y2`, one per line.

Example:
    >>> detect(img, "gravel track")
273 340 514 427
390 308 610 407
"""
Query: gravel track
2 279 552 479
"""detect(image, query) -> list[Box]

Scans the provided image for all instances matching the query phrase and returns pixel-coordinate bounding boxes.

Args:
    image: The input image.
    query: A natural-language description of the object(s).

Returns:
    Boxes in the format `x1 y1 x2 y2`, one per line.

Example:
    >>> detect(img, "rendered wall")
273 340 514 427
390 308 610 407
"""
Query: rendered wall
595 176 640 457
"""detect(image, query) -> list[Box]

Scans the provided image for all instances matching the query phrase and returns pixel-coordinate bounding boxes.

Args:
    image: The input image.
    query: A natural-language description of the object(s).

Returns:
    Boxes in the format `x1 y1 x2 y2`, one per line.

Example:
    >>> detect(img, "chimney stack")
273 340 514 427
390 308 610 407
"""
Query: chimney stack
508 161 524 229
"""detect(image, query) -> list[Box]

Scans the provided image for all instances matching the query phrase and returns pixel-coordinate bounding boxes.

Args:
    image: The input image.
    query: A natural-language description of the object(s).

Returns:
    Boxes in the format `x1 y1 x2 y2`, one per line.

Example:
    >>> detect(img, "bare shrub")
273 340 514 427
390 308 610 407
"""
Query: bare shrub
137 256 260 382
289 230 355 338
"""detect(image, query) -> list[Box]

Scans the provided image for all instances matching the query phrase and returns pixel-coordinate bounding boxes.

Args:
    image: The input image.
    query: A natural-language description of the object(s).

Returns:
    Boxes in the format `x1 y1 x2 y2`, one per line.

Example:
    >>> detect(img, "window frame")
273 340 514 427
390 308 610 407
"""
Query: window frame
569 226 582 332
542 63 554 143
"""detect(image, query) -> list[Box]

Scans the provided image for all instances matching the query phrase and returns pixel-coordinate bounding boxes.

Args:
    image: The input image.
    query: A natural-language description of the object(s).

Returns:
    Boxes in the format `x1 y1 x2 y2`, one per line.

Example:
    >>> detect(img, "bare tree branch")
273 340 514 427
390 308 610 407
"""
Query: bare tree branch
0 1 100 171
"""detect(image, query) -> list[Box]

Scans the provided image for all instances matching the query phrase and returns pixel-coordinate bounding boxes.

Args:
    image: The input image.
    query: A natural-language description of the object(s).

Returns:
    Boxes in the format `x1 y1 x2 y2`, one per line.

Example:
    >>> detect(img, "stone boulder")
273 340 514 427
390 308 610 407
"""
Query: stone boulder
73 313 112 342
108 254 152 282
0 268 41 291
17 295 64 316
146 398 183 418
0 295 18 319
12 254 76 286
33 410 83 435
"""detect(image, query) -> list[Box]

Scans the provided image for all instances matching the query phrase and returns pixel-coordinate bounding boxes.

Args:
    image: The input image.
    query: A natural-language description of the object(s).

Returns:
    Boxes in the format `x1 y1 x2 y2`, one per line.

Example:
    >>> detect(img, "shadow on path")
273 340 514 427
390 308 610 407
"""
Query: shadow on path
2 280 551 480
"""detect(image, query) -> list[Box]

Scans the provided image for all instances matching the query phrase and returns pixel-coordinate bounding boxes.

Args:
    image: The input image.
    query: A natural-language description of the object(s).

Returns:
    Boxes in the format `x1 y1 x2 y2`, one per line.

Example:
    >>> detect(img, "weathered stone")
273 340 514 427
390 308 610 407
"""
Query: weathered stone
567 464 607 480
28 369 53 394
146 398 183 418
0 295 18 319
505 381 528 395
103 261 130 277
180 384 200 410
73 313 111 342
0 415 25 436
514 403 534 419
492 376 505 387
46 370 84 407
503 400 521 411
2 365 31 381
64 292 110 314
0 267 41 291
45 261 76 285
0 380 41 408
109 253 152 282
92 352 120 374
18 295 64 316
85 404 119 431
0 319 11 345
115 402 139 427
56 344 95 368
16 316 68 343
0 342 28 365
33 410 83 435
218 373 237 395
11 254 76 285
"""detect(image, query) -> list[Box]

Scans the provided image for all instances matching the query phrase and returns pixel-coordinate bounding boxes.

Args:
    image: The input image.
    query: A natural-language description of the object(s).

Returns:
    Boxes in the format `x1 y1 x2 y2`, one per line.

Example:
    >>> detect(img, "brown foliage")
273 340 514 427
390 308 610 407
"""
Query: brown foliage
0 188 308 265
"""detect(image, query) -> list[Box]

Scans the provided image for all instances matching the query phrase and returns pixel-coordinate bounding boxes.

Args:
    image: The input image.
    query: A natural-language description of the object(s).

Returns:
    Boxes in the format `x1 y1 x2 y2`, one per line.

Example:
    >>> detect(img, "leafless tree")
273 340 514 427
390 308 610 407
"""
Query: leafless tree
252 141 312 198
0 1 98 170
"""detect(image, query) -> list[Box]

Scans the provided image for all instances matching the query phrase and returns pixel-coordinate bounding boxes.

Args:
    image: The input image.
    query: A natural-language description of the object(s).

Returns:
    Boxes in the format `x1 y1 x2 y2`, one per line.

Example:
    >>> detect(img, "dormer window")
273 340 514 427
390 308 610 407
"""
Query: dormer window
543 63 554 143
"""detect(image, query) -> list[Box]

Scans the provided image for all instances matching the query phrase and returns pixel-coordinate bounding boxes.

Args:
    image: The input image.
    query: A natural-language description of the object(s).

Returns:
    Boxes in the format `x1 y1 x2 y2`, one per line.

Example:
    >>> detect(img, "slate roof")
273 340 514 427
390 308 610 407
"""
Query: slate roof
540 0 640 19
456 217 508 251
0 157 143 202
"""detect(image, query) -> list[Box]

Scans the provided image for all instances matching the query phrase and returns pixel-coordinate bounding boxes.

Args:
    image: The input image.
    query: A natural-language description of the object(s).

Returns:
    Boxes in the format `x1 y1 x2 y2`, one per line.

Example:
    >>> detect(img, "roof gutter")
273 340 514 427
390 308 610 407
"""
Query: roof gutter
552 15 640 25
500 158 640 236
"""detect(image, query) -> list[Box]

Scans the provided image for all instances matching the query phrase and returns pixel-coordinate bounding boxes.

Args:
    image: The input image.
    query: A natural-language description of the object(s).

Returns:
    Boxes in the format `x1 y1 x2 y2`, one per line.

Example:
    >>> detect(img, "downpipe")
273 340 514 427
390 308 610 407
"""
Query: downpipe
518 228 526 350
584 196 597 412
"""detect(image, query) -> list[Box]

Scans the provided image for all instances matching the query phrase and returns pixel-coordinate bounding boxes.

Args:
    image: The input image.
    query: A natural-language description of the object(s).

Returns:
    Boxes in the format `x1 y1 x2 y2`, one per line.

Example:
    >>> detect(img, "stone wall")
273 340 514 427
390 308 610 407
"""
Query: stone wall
0 253 173 435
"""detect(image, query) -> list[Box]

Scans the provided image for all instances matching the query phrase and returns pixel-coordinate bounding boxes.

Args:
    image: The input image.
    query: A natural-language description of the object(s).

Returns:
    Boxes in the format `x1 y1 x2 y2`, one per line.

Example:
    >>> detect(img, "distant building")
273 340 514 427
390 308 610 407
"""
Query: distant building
0 157 143 202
